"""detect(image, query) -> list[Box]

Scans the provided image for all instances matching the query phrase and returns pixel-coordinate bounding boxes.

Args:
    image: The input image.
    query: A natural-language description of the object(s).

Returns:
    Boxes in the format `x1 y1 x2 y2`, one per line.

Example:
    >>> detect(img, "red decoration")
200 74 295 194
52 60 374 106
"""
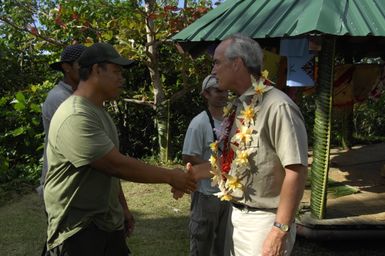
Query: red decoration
219 109 236 179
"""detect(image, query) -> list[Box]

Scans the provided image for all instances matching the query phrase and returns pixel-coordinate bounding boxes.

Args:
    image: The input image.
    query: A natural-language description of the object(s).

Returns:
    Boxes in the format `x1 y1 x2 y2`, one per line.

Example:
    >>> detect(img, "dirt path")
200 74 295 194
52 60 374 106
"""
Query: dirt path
302 143 385 223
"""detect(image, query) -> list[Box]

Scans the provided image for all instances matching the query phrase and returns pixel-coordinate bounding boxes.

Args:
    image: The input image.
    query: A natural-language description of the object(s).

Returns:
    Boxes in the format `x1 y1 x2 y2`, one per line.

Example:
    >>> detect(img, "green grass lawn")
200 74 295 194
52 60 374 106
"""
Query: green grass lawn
0 182 191 256
1 181 385 256
122 182 191 255
0 192 46 256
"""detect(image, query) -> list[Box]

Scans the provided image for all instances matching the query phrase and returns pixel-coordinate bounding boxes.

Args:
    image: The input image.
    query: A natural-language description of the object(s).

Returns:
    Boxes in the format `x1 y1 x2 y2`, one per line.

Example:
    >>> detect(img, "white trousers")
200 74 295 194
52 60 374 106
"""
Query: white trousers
229 206 296 256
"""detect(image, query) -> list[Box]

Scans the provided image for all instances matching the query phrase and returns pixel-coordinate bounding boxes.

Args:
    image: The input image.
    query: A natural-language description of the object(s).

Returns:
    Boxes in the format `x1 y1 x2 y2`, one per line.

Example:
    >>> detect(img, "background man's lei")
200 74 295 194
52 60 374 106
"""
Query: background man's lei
209 71 273 201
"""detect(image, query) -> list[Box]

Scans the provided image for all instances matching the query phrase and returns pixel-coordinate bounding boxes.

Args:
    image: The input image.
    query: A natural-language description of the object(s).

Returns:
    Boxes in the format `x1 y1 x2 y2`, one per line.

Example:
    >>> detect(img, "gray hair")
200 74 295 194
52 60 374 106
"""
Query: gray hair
223 33 263 76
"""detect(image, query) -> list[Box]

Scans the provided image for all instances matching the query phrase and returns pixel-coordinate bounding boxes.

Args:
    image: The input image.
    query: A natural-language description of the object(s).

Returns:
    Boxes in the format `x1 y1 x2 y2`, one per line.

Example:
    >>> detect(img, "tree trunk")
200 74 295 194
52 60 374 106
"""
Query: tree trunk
156 100 170 162
341 105 353 150
144 0 169 162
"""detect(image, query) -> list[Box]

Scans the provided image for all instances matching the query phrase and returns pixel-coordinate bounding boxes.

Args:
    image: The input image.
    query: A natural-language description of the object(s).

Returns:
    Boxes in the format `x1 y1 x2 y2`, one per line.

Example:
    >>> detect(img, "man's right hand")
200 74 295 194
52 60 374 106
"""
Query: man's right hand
186 162 212 180
169 167 197 193
171 187 185 200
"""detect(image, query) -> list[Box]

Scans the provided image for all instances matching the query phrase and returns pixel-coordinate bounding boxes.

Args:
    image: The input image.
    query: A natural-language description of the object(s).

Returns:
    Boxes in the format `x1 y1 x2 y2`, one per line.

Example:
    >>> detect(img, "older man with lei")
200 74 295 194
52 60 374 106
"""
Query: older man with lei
183 34 308 256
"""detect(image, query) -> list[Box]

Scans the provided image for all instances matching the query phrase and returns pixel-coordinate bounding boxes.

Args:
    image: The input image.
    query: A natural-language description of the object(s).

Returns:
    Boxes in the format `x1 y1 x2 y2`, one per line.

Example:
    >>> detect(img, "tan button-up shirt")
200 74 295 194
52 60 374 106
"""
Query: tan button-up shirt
229 87 308 208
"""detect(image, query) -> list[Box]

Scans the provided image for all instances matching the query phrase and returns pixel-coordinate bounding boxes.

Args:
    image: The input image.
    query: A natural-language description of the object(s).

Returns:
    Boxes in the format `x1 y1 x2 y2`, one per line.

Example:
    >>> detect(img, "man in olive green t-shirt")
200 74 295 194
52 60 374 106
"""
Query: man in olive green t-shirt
44 43 197 256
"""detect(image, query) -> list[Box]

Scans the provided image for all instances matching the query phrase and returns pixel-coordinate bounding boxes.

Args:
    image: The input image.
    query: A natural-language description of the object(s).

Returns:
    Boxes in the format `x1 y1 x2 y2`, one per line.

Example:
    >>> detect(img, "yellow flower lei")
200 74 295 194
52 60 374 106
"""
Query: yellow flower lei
210 71 273 201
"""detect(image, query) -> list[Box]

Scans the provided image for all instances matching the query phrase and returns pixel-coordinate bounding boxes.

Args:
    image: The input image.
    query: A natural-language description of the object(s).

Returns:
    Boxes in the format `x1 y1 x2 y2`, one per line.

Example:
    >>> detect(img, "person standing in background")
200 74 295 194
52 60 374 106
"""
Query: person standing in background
182 74 231 256
38 44 87 196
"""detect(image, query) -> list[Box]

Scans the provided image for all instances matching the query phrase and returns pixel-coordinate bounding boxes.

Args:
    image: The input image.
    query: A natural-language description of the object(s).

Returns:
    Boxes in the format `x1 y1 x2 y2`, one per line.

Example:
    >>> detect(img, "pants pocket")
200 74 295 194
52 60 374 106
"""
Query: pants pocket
189 217 209 241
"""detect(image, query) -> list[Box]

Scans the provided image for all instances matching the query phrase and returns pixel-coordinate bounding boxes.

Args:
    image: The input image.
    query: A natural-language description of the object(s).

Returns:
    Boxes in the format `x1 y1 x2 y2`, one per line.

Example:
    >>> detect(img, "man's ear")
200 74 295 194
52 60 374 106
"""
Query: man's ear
61 63 72 73
232 57 243 71
202 90 209 100
91 64 100 75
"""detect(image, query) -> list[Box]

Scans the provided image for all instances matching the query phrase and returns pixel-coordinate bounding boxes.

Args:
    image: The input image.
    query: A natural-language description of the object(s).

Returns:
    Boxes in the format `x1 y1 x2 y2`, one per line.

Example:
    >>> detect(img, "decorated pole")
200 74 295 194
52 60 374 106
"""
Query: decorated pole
310 36 336 219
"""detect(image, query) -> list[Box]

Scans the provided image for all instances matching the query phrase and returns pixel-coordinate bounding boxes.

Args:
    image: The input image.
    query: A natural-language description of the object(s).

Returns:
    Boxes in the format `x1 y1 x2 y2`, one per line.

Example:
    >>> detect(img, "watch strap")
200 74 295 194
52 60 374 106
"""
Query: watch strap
273 221 290 232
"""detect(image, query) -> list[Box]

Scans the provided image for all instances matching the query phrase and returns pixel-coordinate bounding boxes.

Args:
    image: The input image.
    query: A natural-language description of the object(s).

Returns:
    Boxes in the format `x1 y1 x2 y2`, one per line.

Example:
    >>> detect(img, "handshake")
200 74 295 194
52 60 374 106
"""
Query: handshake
170 162 211 200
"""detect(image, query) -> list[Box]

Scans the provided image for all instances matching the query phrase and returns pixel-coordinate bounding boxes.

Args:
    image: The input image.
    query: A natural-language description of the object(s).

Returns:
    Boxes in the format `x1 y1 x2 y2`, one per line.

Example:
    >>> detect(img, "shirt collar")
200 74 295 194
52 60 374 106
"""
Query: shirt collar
58 80 74 93
235 86 255 107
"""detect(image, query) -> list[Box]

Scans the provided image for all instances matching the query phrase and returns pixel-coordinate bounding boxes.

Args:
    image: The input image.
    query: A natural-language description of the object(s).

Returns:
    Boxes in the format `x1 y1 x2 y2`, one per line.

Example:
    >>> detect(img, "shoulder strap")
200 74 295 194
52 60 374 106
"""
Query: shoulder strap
205 109 218 141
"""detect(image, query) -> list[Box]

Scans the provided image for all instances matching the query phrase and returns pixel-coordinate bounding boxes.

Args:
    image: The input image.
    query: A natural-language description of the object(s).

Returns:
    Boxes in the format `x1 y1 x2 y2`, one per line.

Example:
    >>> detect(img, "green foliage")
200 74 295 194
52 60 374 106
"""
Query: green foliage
34 0 213 162
106 100 158 158
0 1 55 93
169 86 206 161
105 58 210 159
0 0 213 187
299 85 385 149
326 178 359 198
298 93 316 146
353 88 385 142
0 81 53 187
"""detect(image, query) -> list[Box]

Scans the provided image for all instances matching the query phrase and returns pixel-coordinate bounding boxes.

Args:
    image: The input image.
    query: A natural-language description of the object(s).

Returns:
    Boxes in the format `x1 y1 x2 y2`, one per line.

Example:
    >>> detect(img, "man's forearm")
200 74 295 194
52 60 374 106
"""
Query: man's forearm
92 148 172 184
91 147 196 193
182 154 208 166
275 164 307 225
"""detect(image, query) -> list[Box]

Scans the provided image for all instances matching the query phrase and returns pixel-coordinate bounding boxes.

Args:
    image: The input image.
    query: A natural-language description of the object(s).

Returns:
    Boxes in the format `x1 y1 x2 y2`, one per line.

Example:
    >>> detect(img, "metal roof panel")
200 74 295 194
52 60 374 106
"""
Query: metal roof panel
172 0 385 42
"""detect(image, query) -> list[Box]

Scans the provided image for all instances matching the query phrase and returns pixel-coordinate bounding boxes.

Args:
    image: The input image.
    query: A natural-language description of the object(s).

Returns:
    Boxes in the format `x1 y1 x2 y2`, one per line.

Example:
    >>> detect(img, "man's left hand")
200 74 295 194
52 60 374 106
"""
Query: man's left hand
123 209 135 237
262 228 287 256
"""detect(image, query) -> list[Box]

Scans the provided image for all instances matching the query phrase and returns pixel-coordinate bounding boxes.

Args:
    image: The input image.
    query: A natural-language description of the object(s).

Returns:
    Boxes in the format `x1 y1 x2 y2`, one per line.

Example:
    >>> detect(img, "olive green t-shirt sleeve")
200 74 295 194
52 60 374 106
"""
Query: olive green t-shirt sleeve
56 114 115 168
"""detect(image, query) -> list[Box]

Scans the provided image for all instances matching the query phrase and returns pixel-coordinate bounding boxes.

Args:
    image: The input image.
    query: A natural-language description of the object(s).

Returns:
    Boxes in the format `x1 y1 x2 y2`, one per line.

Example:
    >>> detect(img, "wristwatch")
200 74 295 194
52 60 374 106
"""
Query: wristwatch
273 221 290 232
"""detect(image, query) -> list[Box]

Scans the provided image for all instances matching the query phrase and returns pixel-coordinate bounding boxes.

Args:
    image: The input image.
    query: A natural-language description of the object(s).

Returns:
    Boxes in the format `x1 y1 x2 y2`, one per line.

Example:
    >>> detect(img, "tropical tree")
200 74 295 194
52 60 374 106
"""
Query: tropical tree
0 0 55 93
0 0 215 163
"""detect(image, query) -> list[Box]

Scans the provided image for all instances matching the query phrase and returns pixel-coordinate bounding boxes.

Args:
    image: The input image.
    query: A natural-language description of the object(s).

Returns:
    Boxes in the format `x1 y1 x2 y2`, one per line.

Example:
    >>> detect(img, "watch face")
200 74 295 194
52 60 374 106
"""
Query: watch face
281 224 289 232
274 222 290 232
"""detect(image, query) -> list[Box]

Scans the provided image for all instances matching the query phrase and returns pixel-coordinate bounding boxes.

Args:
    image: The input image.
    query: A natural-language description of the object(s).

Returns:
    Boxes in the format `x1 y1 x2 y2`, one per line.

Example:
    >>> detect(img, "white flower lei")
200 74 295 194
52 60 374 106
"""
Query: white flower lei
209 71 273 201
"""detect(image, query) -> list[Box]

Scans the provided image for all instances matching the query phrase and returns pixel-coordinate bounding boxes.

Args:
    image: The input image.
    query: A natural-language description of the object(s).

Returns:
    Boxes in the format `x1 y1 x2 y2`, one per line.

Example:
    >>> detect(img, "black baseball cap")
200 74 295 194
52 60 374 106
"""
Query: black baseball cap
78 43 135 68
50 44 87 71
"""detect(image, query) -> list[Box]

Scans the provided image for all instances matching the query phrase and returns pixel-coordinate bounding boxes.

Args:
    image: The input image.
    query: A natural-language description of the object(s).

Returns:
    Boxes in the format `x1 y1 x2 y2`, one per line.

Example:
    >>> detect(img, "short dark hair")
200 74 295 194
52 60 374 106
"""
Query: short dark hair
79 62 108 81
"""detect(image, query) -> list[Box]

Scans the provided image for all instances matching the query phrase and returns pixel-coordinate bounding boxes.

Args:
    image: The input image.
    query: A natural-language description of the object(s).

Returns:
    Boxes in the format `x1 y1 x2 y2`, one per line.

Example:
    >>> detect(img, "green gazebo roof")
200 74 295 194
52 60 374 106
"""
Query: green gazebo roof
173 0 385 42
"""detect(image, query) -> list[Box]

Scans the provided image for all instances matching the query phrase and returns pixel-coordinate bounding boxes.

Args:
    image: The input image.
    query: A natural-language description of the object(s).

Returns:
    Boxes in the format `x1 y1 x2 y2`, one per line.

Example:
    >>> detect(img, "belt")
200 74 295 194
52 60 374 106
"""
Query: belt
232 203 276 212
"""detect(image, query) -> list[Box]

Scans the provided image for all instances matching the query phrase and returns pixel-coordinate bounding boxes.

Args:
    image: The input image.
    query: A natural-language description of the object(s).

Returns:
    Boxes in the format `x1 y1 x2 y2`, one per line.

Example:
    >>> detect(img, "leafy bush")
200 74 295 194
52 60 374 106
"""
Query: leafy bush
169 87 205 162
0 81 53 188
107 100 158 158
106 80 206 161
298 86 385 149
353 87 385 142
297 93 316 146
